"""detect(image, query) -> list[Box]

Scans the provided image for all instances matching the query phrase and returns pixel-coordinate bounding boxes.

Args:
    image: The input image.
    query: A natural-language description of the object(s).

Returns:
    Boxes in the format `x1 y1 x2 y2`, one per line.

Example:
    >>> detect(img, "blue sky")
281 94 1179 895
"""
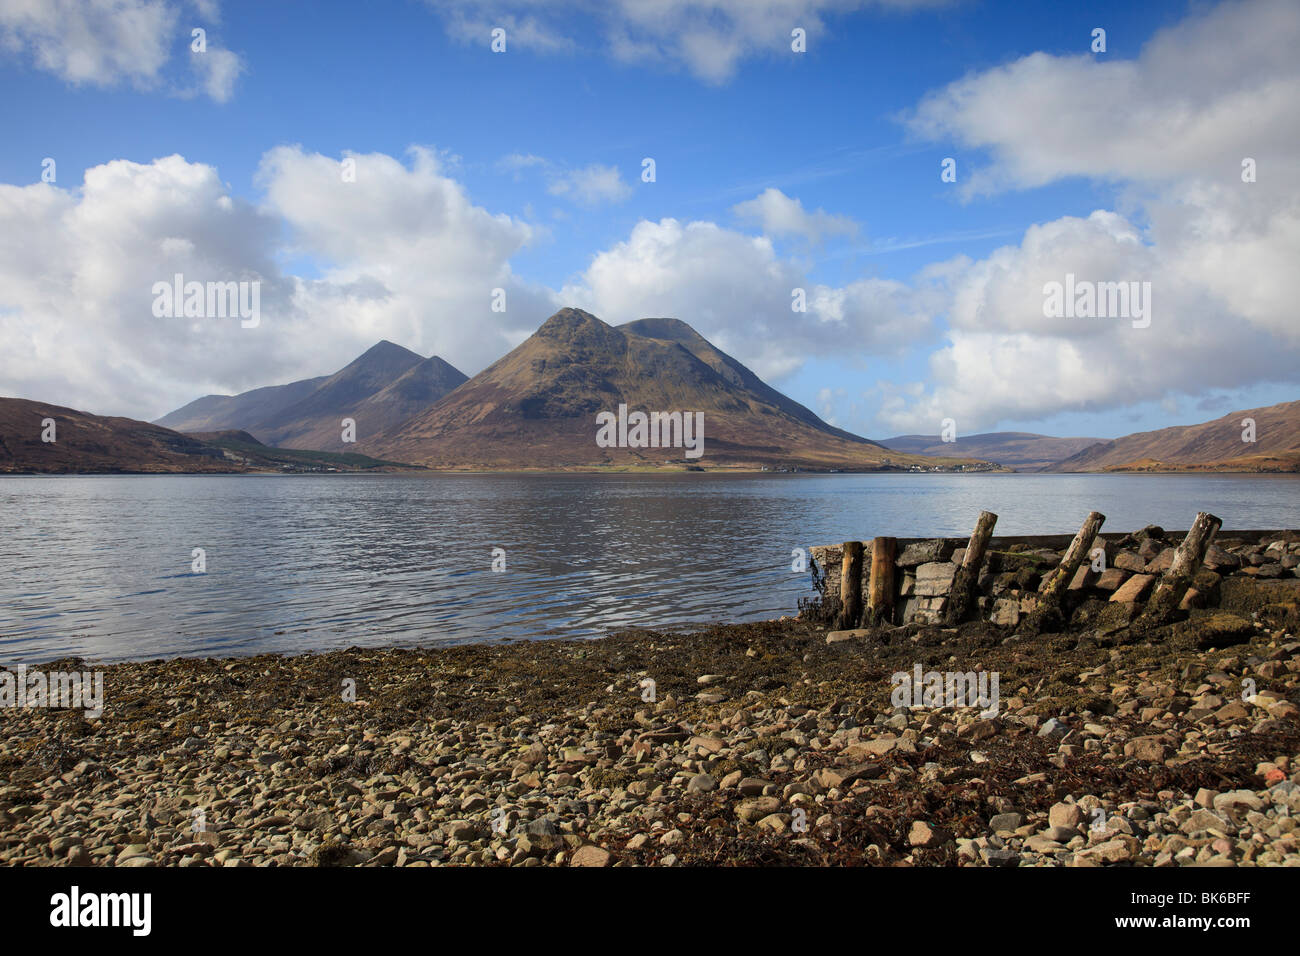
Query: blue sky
1 0 1297 441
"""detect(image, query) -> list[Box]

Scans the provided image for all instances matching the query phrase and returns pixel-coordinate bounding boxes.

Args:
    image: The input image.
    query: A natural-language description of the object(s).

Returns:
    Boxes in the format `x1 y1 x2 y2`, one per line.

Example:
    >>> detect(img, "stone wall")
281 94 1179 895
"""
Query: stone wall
808 528 1300 627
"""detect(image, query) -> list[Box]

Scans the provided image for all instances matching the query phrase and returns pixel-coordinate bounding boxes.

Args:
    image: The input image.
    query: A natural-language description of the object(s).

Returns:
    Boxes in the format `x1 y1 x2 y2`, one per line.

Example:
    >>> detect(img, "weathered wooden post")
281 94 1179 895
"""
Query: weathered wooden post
866 536 897 626
1024 511 1105 630
944 510 998 625
838 541 864 628
1138 511 1222 627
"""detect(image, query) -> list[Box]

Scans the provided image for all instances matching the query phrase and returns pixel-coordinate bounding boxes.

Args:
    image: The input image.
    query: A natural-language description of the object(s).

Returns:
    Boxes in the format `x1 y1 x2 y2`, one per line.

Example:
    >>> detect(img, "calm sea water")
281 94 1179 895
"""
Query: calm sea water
1 472 1297 664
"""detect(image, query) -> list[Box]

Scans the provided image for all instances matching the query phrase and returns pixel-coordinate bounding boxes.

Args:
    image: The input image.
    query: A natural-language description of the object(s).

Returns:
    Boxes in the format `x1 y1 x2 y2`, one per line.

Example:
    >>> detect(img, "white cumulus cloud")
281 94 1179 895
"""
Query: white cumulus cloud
733 187 857 243
0 0 245 101
872 0 1300 432
0 148 556 419
560 216 934 383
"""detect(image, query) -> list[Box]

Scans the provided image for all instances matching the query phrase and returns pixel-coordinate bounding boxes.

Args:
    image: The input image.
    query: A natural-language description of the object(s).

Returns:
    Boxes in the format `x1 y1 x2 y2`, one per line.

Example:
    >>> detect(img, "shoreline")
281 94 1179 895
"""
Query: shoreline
3 607 1297 867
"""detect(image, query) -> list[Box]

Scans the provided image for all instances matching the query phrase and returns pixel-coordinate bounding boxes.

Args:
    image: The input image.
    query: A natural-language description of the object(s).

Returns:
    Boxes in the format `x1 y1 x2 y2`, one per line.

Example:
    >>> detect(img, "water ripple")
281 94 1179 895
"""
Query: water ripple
0 471 1296 663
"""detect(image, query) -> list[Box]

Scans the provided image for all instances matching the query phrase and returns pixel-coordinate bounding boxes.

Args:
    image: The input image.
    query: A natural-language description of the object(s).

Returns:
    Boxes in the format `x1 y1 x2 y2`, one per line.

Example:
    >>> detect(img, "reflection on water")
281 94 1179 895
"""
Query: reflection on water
1 471 1296 663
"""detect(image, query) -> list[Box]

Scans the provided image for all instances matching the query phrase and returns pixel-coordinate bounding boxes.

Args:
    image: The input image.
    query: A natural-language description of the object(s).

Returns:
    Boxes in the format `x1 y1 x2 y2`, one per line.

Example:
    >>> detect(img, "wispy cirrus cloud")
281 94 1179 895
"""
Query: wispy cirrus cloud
498 153 632 206
546 164 631 206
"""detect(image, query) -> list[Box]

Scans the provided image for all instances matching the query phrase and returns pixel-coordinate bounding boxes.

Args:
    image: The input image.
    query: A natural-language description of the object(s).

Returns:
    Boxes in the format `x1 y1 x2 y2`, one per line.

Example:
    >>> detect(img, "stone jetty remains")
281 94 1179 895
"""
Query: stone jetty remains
809 511 1297 635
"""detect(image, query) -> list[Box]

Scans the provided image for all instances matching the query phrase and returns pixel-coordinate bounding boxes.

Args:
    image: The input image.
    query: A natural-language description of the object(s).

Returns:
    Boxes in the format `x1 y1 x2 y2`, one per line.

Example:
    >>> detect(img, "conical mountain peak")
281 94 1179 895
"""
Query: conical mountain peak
372 308 892 469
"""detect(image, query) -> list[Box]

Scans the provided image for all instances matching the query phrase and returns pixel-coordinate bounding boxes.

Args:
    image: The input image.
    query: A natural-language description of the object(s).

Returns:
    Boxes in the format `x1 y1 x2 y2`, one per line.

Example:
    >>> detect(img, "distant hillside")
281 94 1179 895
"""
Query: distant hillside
0 399 419 474
156 375 328 434
372 308 989 471
270 352 469 451
155 342 467 452
1045 400 1300 472
1 398 234 473
882 432 1104 471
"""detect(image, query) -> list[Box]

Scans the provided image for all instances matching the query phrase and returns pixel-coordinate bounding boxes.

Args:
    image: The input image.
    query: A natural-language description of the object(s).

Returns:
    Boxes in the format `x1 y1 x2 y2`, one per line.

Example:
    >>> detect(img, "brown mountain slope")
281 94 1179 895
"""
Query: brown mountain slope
883 432 1104 471
620 317 870 445
372 308 985 471
1045 400 1300 472
0 399 422 474
0 398 235 473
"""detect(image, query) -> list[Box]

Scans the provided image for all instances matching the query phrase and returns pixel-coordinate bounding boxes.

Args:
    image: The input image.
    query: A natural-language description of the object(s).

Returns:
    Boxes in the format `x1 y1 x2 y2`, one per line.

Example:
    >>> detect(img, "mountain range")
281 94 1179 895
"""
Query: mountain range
882 432 1104 472
369 309 955 470
151 310 1300 471
883 402 1300 473
1043 400 1300 473
156 341 468 451
152 308 981 471
2 308 1296 474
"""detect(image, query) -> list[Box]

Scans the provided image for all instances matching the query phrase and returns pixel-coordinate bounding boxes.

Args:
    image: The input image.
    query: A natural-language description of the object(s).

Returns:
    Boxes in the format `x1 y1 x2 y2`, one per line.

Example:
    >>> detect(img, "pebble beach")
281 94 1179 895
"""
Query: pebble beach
2 567 1299 867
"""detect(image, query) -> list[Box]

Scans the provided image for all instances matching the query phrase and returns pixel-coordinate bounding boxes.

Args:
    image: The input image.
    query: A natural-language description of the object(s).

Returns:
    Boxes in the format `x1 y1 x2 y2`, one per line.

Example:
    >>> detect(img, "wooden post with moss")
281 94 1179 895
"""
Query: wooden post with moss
838 541 864 628
944 510 998 625
866 536 897 626
1138 511 1222 627
1025 511 1105 630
